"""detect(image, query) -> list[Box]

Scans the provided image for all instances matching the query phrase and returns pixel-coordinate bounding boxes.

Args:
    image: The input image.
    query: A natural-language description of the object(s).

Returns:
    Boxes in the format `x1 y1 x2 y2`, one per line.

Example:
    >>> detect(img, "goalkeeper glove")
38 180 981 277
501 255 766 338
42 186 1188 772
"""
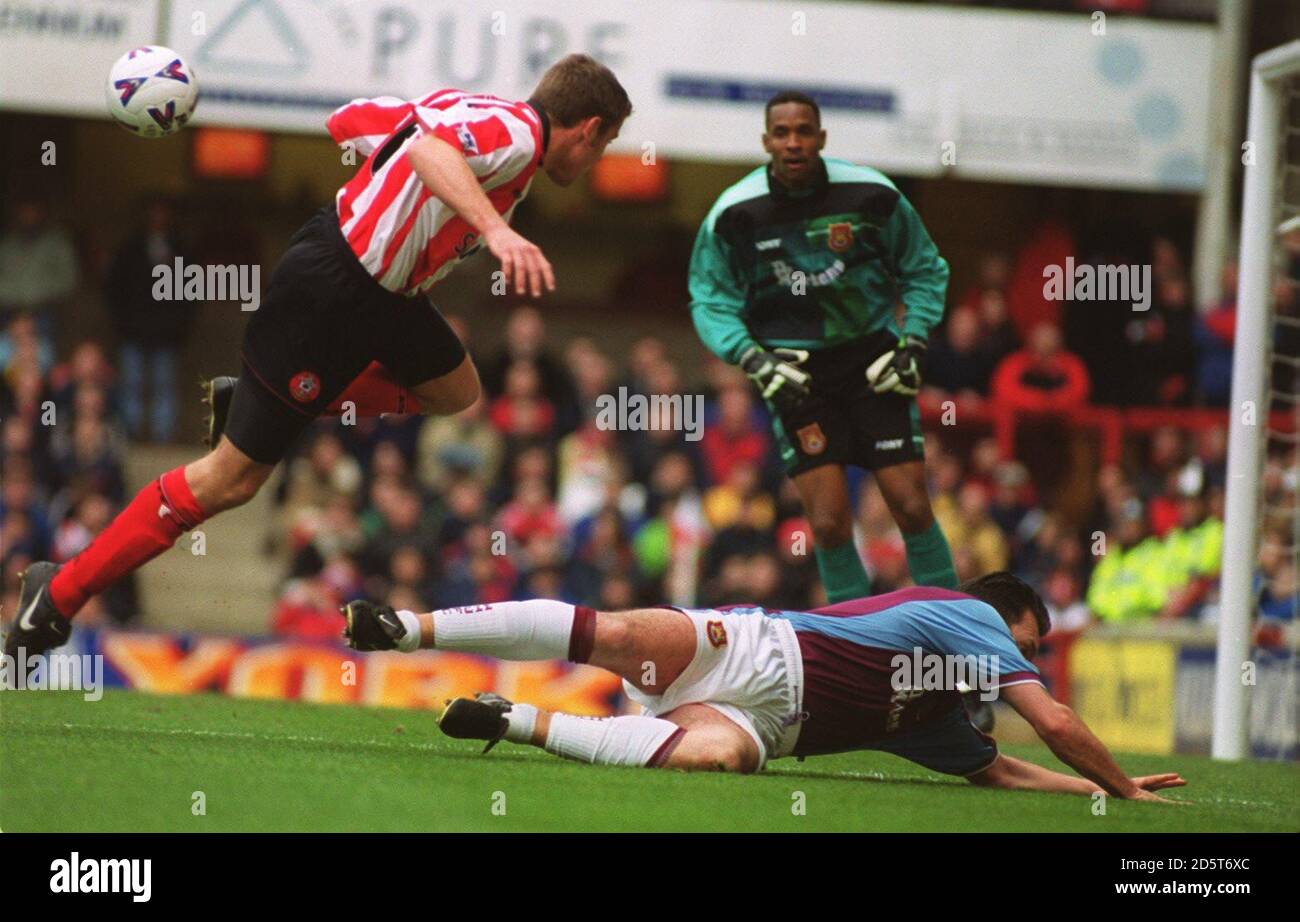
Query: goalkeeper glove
739 346 812 414
866 335 927 396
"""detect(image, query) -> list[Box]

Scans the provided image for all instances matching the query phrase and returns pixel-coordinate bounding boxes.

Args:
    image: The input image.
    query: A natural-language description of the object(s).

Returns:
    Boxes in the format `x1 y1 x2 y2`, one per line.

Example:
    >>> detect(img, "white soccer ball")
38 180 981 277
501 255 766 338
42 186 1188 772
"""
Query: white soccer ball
106 45 198 138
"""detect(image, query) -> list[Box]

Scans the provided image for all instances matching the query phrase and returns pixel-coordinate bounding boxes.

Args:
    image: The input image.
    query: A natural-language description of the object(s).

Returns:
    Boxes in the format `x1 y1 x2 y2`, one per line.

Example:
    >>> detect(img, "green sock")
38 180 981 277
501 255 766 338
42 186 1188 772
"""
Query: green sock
904 521 959 589
814 542 872 603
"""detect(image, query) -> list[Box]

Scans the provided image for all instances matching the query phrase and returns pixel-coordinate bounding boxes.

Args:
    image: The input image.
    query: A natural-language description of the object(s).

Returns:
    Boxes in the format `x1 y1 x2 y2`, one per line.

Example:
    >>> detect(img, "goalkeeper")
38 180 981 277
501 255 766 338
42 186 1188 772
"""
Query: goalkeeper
689 91 957 603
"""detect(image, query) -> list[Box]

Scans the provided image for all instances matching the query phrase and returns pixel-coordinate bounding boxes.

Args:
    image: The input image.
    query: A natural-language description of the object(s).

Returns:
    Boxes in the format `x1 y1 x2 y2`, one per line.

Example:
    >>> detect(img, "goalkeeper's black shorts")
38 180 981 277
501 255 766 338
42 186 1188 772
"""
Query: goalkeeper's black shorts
767 332 925 476
225 205 466 464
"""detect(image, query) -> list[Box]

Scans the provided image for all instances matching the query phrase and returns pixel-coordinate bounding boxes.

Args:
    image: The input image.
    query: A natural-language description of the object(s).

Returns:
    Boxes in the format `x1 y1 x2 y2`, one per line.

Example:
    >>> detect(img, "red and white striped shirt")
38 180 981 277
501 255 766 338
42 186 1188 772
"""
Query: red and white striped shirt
327 89 546 296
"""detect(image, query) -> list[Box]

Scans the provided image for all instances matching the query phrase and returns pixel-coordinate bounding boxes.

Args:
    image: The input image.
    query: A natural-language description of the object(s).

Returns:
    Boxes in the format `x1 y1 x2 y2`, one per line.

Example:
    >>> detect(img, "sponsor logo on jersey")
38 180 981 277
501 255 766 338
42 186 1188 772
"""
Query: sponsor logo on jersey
771 258 846 289
289 370 321 403
755 237 782 251
706 620 728 649
827 221 854 253
456 122 479 155
797 422 827 455
875 438 904 451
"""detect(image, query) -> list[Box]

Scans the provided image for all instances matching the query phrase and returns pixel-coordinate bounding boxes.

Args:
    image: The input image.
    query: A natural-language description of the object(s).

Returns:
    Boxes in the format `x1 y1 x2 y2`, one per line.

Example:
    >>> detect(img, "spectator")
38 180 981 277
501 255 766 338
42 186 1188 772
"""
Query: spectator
497 476 563 546
1086 500 1167 622
1135 426 1187 502
566 337 614 428
490 360 557 441
0 312 54 376
1196 262 1237 406
1159 484 1223 620
272 577 350 641
1005 218 1074 339
105 197 195 441
281 430 364 534
990 321 1091 411
924 306 995 400
1043 567 1091 633
51 413 127 503
956 252 1010 316
1257 529 1297 622
859 478 908 593
1152 274 1196 405
0 197 78 335
699 384 770 486
976 287 1019 369
480 305 578 432
416 393 503 493
556 422 621 527
48 341 116 416
703 460 775 533
567 506 639 605
934 481 1008 578
361 485 440 580
989 461 1040 559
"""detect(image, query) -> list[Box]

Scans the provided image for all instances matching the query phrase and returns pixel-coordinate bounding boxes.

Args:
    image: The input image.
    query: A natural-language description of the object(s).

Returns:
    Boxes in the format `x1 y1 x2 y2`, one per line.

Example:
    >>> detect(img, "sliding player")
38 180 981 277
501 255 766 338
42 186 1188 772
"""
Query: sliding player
689 91 957 604
5 55 631 661
340 572 1186 800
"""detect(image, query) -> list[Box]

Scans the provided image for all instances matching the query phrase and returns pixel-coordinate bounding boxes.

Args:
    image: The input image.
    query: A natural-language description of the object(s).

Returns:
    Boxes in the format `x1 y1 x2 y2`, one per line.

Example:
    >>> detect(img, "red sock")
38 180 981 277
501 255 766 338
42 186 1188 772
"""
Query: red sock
325 362 424 416
49 466 209 617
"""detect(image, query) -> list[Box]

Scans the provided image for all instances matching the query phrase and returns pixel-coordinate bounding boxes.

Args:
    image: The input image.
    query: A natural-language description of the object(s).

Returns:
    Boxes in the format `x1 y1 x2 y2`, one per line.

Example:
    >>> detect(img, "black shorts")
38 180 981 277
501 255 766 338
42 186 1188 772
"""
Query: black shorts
867 702 998 777
769 332 925 477
226 205 466 464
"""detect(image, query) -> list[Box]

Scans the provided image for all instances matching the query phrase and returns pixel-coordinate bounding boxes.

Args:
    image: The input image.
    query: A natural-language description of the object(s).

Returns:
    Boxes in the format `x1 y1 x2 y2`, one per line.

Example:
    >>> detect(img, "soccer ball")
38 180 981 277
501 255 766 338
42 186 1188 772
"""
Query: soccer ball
106 45 198 138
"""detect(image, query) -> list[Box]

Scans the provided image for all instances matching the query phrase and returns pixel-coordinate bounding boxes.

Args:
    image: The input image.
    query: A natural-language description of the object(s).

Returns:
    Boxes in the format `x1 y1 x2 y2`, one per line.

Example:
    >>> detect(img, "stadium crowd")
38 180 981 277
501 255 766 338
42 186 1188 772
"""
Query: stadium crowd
0 204 1295 641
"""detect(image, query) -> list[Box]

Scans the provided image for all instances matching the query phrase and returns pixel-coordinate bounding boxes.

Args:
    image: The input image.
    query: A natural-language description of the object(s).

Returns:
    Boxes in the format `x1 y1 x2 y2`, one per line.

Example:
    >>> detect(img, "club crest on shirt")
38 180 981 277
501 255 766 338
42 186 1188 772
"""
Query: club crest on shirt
796 422 827 455
826 221 853 253
706 620 728 649
289 370 321 403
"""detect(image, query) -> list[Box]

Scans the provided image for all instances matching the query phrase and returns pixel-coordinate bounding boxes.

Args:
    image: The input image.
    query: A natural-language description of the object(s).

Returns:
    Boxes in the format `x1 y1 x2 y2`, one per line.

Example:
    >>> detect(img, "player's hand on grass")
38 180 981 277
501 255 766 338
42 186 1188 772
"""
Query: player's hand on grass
740 346 812 414
1132 773 1188 795
483 223 555 298
1123 774 1188 803
866 335 927 396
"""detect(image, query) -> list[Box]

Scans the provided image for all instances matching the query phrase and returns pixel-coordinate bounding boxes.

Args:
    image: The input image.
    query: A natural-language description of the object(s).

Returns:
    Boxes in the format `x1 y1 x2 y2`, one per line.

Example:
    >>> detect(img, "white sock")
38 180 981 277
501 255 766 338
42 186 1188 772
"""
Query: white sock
503 702 539 744
394 610 421 653
543 713 682 767
432 600 578 660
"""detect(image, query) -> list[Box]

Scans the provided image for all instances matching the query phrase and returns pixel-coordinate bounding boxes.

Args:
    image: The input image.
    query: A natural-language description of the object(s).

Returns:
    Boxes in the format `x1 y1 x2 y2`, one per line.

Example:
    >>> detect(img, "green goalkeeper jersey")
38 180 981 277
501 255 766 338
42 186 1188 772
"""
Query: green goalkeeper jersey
688 157 949 364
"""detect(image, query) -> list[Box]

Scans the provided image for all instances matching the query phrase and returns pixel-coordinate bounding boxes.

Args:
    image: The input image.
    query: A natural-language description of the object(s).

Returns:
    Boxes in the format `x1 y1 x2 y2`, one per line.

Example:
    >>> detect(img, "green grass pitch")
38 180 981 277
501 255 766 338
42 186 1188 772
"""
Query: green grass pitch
1 690 1295 832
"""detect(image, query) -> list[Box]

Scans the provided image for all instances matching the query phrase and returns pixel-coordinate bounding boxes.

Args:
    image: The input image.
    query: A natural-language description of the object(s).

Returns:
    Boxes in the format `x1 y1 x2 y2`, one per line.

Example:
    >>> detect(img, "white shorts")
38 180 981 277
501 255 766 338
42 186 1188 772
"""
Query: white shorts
622 607 805 768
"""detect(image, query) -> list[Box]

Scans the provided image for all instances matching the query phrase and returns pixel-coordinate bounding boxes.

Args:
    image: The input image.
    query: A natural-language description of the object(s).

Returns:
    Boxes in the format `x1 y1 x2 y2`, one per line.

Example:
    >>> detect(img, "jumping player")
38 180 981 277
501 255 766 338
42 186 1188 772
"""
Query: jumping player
339 572 1186 800
4 55 631 661
689 91 957 604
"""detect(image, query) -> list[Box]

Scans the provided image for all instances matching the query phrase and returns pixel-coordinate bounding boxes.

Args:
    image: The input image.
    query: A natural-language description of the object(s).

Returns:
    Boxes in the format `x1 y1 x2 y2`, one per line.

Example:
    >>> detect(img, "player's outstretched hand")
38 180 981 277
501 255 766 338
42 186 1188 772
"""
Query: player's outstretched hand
484 224 555 298
1133 772 1187 792
1125 774 1189 804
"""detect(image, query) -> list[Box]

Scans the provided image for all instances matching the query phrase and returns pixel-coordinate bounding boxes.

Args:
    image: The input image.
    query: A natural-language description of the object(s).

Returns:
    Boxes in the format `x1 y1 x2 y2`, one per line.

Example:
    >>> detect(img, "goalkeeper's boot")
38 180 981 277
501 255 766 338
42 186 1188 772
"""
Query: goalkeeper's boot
340 599 409 652
201 375 238 448
3 562 72 684
439 693 514 753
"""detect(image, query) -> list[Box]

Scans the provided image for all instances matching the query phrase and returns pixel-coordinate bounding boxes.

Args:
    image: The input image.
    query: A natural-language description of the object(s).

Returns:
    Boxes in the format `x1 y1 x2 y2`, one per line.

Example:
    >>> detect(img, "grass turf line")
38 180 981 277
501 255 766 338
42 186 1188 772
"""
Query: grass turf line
1 690 1295 832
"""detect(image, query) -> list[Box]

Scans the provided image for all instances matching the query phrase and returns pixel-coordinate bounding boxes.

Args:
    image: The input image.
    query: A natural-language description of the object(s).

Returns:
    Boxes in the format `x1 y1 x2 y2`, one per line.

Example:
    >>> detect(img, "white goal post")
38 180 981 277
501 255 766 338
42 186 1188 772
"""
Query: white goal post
1213 39 1300 761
